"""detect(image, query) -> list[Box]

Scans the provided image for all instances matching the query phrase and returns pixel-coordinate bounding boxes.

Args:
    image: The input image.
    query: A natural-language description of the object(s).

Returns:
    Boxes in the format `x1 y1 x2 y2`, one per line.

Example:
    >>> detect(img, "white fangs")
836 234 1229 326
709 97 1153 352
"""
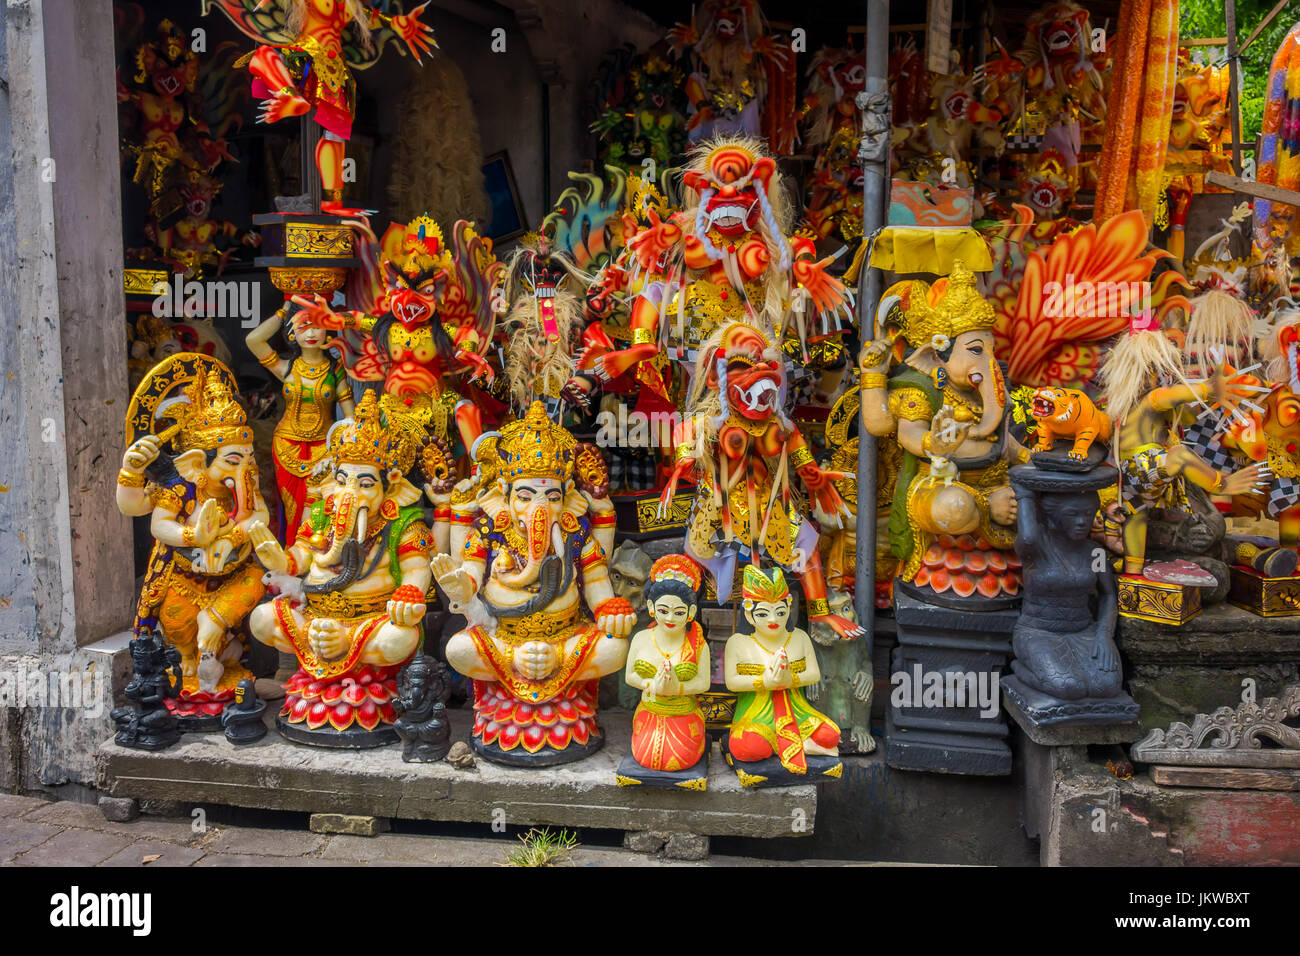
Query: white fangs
736 378 778 411
707 203 752 231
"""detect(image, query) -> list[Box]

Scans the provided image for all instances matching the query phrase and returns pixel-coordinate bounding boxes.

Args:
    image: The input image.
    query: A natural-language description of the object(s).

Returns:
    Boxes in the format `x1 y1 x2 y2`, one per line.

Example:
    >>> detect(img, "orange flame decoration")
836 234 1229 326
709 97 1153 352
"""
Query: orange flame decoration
983 207 1191 389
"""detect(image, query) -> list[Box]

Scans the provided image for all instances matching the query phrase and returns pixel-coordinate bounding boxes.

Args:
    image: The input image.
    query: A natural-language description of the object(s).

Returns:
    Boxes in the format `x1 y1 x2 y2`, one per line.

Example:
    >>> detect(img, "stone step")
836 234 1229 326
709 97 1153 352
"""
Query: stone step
93 709 815 840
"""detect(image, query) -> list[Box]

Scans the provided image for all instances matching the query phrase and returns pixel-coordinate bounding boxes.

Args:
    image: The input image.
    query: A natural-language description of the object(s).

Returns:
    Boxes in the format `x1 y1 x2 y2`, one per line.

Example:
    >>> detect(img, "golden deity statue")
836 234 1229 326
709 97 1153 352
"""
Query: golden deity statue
117 356 271 728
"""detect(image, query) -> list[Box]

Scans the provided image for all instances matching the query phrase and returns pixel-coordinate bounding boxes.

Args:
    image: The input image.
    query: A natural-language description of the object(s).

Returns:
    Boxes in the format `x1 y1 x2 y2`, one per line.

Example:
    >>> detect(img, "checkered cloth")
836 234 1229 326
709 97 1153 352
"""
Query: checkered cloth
1006 133 1044 150
1183 419 1300 516
609 449 659 492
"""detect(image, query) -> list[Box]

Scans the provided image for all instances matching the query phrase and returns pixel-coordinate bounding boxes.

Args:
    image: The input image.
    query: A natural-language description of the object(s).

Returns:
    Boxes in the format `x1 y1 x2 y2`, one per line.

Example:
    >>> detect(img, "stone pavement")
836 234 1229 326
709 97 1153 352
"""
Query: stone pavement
0 794 875 867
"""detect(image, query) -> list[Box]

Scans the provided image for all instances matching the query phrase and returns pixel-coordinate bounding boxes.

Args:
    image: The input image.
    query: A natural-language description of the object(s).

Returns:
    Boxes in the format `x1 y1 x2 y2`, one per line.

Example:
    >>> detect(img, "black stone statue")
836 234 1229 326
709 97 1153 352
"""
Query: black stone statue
392 654 452 762
111 629 183 751
1003 463 1139 726
221 678 267 744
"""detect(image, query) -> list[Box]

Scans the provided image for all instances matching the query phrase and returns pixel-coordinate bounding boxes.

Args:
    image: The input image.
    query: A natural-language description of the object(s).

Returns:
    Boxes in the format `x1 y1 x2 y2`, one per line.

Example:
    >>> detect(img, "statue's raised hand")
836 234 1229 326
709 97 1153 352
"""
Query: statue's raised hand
390 3 437 61
248 520 288 574
289 294 349 332
122 435 161 474
859 337 894 376
430 553 474 606
926 404 971 459
192 497 228 548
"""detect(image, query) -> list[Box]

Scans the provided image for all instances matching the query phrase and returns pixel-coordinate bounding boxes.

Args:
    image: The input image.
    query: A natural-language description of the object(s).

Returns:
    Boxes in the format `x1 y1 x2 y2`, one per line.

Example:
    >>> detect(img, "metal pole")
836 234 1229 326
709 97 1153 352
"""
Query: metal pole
855 0 889 646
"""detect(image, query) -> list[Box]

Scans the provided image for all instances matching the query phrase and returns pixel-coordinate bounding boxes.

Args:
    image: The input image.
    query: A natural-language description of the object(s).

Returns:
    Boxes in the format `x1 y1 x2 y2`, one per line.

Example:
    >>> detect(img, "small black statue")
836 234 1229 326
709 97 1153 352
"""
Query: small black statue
1003 463 1139 726
111 629 183 751
392 654 452 762
221 678 267 744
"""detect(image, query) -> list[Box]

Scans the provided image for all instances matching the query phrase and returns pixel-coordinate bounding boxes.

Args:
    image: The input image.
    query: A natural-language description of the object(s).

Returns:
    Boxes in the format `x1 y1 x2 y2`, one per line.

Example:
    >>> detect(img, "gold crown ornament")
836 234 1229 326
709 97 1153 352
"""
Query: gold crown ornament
741 564 791 605
159 366 253 450
901 259 996 349
496 402 576 482
395 215 452 277
327 390 423 475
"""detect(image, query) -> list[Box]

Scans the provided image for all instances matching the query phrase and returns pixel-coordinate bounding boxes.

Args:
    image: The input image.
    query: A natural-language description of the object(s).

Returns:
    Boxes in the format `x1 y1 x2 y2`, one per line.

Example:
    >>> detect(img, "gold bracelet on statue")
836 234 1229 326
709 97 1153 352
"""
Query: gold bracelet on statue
807 597 830 617
182 526 197 547
1211 471 1225 494
118 469 146 488
632 327 655 345
257 351 280 369
789 446 814 469
922 432 933 455
861 373 888 390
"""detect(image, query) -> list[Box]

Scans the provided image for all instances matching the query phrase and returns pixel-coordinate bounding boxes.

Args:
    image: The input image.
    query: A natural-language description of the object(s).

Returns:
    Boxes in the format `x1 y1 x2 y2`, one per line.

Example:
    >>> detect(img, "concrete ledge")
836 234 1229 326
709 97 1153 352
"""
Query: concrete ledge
94 710 815 839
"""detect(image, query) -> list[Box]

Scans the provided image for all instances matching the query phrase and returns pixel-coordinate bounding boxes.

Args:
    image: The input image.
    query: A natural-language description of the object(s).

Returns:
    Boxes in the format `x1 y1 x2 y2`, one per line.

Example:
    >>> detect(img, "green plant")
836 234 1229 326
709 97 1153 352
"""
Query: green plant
1181 0 1300 151
503 827 580 867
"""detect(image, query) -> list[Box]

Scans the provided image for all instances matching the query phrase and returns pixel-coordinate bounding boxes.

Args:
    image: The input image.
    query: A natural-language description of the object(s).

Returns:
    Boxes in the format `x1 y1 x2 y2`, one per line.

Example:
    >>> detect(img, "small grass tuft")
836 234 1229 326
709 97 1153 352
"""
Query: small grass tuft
503 827 580 867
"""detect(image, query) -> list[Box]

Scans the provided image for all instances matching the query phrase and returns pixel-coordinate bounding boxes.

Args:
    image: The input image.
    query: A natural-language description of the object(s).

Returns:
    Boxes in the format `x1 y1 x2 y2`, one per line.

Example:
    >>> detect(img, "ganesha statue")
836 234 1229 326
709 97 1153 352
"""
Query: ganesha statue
860 263 1027 606
247 390 433 746
117 356 270 728
434 402 636 767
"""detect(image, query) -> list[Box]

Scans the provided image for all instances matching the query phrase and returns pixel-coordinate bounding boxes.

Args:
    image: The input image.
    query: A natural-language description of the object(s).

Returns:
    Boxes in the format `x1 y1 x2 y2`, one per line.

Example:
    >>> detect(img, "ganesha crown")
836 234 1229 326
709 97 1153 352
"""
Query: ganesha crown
902 259 996 348
328 390 422 475
497 401 576 483
177 367 252 450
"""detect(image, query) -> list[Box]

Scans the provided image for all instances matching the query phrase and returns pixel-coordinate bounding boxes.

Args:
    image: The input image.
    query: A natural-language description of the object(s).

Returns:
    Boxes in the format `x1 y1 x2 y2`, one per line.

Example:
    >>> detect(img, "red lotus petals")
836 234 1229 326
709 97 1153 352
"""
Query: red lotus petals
950 574 977 598
321 683 344 705
522 724 547 753
306 702 329 729
930 567 952 592
976 573 1002 598
943 549 965 571
965 552 988 573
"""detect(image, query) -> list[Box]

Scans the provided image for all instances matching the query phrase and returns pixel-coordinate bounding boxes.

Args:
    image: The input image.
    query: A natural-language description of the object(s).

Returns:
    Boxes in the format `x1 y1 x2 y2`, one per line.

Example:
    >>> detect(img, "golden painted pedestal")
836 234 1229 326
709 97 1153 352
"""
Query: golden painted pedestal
1117 574 1202 625
254 214 358 295
1228 565 1300 617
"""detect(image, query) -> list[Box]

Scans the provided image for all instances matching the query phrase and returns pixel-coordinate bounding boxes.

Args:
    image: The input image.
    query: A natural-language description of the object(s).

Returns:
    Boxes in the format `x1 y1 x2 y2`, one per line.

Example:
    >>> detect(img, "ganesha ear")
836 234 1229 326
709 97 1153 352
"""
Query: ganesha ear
173 448 207 484
385 476 422 508
904 346 941 376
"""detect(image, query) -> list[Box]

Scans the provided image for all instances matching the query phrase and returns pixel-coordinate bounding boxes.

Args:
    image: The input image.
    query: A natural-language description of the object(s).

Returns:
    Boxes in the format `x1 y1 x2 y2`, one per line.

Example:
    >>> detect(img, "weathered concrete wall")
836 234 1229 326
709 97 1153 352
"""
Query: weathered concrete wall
42 0 134 645
0 0 133 793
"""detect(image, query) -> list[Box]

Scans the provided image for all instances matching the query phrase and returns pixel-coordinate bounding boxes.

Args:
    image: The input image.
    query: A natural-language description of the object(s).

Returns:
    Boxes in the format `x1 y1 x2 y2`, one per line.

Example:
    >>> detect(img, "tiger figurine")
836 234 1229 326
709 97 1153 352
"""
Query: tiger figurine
1031 386 1113 461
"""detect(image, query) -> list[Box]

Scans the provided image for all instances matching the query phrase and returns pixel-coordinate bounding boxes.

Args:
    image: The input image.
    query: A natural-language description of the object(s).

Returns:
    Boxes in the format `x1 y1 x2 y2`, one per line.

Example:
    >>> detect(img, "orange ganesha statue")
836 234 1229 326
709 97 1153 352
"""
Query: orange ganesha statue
116 356 270 729
433 403 635 767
